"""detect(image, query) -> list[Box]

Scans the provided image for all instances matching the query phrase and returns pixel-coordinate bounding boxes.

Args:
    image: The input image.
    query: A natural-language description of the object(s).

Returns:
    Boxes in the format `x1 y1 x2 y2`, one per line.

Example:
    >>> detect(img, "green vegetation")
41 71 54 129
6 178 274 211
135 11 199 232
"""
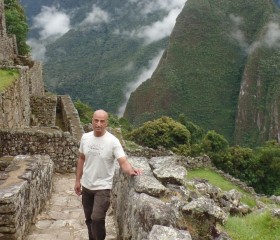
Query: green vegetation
128 116 191 149
21 0 169 113
253 141 280 195
185 166 280 239
74 100 94 124
186 168 256 207
4 0 30 55
224 211 280 240
0 69 20 91
126 114 280 195
209 141 280 196
21 0 280 147
124 0 280 147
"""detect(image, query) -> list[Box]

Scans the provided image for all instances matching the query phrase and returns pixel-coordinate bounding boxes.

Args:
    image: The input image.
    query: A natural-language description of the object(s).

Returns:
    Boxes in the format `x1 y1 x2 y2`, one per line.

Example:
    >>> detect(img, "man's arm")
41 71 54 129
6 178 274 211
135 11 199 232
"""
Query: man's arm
74 153 85 195
118 156 142 176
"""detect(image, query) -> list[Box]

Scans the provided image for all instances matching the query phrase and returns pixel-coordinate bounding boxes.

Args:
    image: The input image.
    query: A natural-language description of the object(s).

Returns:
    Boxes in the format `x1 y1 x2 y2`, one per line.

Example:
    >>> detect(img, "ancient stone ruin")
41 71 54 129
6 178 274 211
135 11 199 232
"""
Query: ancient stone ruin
0 1 83 238
1 1 279 239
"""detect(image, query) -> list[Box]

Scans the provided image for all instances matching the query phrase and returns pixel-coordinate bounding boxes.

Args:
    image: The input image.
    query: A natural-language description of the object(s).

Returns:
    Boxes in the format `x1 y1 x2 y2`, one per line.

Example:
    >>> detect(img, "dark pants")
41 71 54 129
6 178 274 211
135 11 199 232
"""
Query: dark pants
82 187 111 240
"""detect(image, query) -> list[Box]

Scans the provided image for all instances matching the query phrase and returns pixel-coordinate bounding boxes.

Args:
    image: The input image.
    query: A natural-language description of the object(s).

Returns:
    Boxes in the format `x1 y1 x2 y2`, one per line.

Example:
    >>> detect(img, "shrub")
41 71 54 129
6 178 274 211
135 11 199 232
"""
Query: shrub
201 130 229 153
74 99 93 124
128 116 191 149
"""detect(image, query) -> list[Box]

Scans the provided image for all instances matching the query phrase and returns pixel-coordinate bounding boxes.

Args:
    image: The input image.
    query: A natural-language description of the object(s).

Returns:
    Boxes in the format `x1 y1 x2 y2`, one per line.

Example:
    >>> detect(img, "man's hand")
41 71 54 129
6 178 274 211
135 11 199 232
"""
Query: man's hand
130 168 142 176
118 157 143 176
75 153 85 196
74 181 82 196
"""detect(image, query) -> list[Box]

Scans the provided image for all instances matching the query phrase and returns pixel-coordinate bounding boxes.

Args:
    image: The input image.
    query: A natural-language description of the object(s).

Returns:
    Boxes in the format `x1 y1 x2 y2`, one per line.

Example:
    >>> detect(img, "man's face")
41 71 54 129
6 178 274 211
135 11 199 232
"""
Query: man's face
92 112 108 136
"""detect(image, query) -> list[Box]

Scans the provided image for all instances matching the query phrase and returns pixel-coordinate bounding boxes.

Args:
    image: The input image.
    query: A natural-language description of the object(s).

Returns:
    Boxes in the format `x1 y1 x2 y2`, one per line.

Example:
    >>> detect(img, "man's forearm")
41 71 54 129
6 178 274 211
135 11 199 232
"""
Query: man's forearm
76 155 85 182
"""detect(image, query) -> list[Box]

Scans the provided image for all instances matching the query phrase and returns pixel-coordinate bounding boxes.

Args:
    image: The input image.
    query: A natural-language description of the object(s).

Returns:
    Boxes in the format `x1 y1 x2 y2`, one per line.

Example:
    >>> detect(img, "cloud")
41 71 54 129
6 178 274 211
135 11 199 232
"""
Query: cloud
80 4 110 27
247 21 280 55
128 0 185 15
229 15 280 55
264 22 280 48
135 8 183 44
26 39 46 61
118 0 186 44
117 50 164 117
28 6 71 61
32 6 71 40
229 14 248 50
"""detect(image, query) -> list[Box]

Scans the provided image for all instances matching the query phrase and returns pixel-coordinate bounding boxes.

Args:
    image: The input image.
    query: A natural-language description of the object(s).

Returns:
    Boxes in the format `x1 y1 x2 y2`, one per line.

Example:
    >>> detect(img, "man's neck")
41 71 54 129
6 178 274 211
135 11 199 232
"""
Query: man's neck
94 130 106 137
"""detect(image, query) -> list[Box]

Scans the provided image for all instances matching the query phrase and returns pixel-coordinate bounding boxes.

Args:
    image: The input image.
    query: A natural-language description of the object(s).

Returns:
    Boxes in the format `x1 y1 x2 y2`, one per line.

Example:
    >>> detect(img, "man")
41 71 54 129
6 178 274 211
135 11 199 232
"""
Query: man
74 109 141 240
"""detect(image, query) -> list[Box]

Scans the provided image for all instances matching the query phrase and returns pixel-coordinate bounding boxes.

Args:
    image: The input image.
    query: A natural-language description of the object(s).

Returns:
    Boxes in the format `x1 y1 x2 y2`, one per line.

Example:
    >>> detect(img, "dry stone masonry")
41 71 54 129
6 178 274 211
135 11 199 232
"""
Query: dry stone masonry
0 128 79 172
112 154 280 239
112 155 230 240
0 155 53 240
0 1 84 238
1 1 279 239
0 0 17 66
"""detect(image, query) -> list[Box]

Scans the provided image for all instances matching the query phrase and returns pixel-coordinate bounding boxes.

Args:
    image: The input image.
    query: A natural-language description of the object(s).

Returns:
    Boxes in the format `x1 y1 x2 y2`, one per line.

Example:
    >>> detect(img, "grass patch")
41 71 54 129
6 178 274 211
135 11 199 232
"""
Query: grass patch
224 211 280 240
124 140 143 152
0 69 20 92
186 168 256 207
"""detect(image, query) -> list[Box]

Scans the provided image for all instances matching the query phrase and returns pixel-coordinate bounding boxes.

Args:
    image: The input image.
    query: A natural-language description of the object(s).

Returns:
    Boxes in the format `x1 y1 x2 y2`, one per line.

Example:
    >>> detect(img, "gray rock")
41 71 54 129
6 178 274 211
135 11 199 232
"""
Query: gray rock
148 225 192 240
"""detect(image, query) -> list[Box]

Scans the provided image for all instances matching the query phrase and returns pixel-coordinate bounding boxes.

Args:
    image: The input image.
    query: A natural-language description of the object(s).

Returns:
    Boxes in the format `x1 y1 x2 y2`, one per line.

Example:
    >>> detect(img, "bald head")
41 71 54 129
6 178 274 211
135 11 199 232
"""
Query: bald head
92 109 108 137
93 109 108 120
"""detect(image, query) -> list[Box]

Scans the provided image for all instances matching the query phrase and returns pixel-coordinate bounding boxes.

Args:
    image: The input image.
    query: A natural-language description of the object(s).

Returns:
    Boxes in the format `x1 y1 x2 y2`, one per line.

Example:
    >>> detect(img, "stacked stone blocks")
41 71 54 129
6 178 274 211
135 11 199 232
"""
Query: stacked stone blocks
0 155 54 240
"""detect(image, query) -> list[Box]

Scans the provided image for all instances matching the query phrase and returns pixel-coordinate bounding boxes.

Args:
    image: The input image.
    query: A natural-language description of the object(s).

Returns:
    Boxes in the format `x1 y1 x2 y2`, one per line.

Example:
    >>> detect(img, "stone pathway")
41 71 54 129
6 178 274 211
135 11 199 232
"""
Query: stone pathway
26 173 117 240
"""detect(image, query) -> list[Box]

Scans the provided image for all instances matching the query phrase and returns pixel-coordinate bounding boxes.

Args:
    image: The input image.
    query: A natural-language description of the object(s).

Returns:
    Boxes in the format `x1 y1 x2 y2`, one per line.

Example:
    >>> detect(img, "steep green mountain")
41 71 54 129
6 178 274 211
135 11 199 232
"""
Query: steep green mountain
124 0 280 146
20 0 172 113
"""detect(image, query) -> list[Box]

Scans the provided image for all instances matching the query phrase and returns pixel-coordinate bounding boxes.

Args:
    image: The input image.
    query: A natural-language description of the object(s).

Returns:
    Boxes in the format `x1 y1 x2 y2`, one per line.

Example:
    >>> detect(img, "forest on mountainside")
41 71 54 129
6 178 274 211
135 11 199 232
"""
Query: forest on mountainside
17 0 280 147
20 0 172 114
6 0 280 197
125 0 280 147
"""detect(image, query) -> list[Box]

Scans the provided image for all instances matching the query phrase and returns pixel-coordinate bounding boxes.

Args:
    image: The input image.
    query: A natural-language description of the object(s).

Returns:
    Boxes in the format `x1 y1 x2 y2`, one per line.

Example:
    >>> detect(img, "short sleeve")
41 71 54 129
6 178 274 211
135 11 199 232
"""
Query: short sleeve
79 134 85 154
113 139 126 159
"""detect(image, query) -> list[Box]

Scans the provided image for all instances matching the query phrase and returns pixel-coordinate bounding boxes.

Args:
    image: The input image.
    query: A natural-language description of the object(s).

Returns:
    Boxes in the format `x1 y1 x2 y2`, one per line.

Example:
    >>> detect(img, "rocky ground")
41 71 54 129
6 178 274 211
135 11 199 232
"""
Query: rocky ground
25 173 117 240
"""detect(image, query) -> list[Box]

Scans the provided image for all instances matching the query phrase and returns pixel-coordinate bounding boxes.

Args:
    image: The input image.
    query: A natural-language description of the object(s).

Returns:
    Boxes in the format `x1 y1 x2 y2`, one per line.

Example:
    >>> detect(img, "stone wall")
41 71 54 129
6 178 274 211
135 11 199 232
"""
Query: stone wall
0 155 53 240
27 61 44 96
57 95 84 142
0 63 45 129
112 155 231 240
0 34 17 66
0 128 79 172
30 95 57 127
112 153 280 239
0 66 30 128
0 0 17 66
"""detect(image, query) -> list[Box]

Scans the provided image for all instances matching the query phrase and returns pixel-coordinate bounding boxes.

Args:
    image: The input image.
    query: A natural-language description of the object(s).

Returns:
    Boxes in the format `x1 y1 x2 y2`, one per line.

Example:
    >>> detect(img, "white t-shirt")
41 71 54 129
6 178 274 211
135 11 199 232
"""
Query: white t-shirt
79 131 125 190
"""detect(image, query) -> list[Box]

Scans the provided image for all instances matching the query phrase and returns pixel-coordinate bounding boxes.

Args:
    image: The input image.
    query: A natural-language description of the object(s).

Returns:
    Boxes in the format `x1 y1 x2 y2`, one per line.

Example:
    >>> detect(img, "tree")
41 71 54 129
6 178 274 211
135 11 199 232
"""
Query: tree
178 113 205 144
128 116 191 149
202 130 229 153
253 144 280 195
4 0 30 55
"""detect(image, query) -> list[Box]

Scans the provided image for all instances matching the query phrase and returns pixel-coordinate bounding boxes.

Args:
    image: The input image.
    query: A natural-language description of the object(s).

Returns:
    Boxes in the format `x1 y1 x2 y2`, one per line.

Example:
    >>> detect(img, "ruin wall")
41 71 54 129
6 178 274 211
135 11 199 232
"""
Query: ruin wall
30 95 57 127
0 66 30 128
58 95 84 142
0 128 79 173
0 35 16 66
0 155 53 240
